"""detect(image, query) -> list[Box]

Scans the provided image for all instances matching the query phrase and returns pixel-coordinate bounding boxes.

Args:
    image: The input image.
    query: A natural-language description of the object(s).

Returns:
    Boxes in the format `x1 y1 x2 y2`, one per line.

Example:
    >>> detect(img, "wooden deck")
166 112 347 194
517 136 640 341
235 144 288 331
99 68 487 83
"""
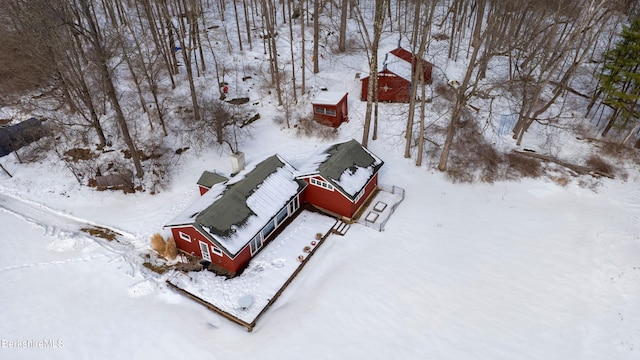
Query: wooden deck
166 213 336 332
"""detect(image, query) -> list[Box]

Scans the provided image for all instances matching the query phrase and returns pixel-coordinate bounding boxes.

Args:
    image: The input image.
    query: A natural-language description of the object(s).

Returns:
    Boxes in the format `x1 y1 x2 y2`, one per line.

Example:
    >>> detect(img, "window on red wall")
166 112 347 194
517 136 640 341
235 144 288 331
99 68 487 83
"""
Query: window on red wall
179 232 191 242
314 107 336 116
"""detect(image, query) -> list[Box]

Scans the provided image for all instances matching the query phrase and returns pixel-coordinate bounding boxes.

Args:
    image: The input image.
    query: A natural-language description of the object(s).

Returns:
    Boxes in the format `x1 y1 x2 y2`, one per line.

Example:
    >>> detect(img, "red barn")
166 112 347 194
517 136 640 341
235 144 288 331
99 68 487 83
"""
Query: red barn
297 139 384 219
165 155 306 277
360 47 433 103
312 92 349 128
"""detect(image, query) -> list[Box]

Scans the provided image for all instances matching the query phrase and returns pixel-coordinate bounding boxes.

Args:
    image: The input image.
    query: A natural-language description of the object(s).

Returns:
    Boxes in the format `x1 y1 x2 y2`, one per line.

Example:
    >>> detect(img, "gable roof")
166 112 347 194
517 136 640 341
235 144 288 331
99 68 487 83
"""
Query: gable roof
312 91 348 106
389 47 415 63
197 171 228 189
166 155 307 256
297 139 384 200
360 47 433 83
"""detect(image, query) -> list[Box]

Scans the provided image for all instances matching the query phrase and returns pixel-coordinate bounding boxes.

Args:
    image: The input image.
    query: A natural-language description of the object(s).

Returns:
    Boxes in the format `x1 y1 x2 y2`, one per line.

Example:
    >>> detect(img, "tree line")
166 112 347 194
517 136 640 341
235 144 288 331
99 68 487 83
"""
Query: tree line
0 0 638 182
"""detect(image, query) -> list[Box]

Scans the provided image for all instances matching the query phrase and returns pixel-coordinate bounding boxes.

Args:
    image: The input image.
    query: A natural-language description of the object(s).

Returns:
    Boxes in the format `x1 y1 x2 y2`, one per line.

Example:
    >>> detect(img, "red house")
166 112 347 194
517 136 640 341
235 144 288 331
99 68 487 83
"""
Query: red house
165 140 383 276
165 155 307 277
360 47 433 103
312 92 349 128
296 139 384 219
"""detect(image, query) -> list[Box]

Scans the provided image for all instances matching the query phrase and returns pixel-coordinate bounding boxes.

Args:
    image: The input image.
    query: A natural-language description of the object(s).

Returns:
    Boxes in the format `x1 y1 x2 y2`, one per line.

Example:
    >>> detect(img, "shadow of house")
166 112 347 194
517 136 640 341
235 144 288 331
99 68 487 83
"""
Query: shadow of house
0 118 50 158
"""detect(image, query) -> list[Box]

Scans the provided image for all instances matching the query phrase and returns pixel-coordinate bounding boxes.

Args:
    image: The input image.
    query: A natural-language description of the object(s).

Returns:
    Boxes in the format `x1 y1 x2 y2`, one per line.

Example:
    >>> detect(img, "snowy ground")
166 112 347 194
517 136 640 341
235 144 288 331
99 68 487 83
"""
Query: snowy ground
1 3 640 359
168 210 338 327
1 124 639 359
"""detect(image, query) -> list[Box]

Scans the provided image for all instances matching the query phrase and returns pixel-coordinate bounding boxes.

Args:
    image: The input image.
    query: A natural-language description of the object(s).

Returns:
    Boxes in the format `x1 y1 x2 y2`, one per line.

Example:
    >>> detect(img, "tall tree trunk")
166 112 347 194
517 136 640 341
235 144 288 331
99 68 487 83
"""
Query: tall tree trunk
313 0 319 74
287 0 297 103
438 0 486 172
338 0 348 52
361 0 387 148
79 0 144 178
301 0 306 94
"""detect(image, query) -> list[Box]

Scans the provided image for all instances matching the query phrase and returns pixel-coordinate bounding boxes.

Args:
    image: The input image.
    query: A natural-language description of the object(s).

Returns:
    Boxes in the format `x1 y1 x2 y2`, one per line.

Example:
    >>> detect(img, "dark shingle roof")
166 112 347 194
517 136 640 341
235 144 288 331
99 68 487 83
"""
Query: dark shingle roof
167 155 306 256
306 139 384 200
196 156 285 238
197 171 228 189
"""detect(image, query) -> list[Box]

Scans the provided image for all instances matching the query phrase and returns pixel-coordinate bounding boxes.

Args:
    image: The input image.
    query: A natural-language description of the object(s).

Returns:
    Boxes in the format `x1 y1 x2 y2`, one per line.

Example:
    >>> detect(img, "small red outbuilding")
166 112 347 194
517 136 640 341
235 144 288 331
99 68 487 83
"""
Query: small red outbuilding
360 47 433 103
312 92 349 128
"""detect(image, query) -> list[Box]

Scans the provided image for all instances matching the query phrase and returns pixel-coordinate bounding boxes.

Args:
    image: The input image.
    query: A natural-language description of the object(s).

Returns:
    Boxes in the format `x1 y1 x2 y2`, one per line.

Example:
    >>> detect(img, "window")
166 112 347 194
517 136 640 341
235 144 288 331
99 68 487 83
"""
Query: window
288 196 300 215
179 232 191 242
276 207 288 227
261 219 276 239
310 177 334 191
314 107 336 116
211 246 223 256
250 234 263 255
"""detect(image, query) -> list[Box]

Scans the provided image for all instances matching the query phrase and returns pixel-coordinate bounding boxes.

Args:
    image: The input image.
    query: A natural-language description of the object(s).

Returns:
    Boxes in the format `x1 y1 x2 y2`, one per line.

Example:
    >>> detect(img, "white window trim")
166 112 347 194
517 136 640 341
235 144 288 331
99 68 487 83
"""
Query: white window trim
250 234 263 255
314 107 337 116
310 177 334 191
211 245 223 256
179 231 191 242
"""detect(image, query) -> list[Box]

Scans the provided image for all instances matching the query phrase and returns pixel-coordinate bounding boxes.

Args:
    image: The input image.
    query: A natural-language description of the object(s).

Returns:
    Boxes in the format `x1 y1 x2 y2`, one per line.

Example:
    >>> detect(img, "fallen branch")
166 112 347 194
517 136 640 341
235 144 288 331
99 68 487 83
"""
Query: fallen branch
512 150 615 179
0 163 12 178
549 80 590 99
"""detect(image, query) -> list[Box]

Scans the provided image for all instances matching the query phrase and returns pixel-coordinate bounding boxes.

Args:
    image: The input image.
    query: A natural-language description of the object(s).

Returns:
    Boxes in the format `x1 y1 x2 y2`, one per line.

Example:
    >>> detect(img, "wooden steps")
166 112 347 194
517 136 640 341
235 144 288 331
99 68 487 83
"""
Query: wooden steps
331 219 351 236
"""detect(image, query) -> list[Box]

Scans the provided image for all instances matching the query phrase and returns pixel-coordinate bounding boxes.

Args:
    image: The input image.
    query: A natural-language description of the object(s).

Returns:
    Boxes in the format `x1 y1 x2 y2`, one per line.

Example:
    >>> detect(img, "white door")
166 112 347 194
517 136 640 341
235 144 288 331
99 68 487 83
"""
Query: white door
199 241 212 262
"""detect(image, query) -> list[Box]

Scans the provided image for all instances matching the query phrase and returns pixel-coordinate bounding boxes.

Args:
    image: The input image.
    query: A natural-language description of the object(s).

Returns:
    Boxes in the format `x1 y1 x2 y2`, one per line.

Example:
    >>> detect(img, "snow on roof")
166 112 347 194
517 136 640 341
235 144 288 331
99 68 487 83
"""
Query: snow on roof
312 91 347 105
166 155 306 256
336 166 375 196
297 139 384 199
384 52 413 82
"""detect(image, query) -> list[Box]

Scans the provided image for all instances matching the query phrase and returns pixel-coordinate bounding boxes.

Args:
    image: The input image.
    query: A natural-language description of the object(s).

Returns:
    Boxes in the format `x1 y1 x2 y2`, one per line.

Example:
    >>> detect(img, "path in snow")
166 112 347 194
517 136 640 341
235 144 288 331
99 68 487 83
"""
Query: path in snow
0 191 136 243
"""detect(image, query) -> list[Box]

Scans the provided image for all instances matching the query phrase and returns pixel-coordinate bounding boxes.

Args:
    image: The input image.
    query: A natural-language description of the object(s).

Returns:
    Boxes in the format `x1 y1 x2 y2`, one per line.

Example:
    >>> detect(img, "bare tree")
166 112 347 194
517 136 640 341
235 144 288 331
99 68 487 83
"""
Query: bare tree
511 0 613 145
77 0 144 178
438 0 486 171
361 0 387 148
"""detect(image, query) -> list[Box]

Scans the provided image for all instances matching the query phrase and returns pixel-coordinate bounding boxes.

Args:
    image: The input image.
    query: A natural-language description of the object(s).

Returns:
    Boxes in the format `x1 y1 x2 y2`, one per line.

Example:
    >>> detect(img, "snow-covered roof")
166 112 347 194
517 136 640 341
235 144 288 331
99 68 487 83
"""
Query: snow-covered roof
166 155 307 256
384 52 414 82
297 139 384 199
361 47 432 83
312 91 347 105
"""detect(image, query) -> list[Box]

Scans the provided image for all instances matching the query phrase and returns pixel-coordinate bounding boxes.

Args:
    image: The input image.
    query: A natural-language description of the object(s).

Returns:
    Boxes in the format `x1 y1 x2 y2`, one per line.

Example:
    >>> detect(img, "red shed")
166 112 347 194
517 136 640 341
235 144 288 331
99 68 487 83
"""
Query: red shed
165 155 306 277
312 92 349 128
296 139 384 219
360 47 433 103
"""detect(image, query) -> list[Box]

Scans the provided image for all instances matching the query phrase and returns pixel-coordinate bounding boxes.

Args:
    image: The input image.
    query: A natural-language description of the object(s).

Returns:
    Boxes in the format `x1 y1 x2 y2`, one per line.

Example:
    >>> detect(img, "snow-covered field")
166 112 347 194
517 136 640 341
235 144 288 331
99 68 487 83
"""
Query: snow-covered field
1 3 640 359
1 115 639 359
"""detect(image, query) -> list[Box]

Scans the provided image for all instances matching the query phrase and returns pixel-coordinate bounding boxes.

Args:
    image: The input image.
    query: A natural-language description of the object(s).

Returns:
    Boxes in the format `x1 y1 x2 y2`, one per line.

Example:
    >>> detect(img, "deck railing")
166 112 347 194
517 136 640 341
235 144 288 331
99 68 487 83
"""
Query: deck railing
360 185 405 231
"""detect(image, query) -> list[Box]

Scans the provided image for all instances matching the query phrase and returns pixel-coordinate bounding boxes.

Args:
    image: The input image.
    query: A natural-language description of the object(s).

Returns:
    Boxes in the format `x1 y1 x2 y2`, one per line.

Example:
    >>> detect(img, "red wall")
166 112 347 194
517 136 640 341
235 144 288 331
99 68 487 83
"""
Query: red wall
360 72 411 103
313 96 348 128
170 225 250 275
302 173 378 218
